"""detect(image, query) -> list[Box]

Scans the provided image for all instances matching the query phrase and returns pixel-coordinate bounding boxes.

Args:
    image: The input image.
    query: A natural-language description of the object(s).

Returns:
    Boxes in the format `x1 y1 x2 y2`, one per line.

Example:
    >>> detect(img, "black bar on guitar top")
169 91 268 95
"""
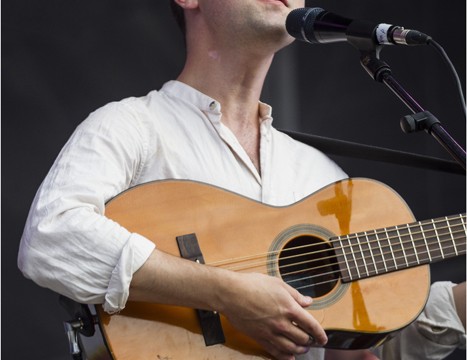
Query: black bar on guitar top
176 233 205 264
176 233 226 346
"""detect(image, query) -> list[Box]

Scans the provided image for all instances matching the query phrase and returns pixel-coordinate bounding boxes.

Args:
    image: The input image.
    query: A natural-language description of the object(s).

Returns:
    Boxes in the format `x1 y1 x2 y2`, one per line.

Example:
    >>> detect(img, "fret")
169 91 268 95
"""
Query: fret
395 225 409 267
431 219 445 259
355 233 370 277
334 235 353 282
434 217 455 258
333 214 466 283
363 231 378 276
450 214 466 254
445 216 458 256
460 215 467 254
443 215 465 256
390 226 408 269
461 214 467 232
397 224 418 267
459 215 467 254
384 227 400 270
411 221 429 263
373 229 388 273
421 220 443 261
379 227 397 271
339 236 352 281
418 220 432 262
377 228 391 271
348 235 361 279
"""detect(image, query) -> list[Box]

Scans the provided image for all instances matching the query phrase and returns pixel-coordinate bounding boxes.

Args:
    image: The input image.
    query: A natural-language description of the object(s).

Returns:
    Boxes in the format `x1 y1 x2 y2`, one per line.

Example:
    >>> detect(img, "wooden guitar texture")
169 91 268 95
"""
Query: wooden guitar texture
96 178 466 360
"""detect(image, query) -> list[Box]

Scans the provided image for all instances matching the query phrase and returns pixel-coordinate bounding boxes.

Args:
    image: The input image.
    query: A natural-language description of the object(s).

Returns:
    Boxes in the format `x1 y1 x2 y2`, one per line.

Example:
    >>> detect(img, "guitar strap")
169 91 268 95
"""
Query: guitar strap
176 233 226 346
281 129 465 175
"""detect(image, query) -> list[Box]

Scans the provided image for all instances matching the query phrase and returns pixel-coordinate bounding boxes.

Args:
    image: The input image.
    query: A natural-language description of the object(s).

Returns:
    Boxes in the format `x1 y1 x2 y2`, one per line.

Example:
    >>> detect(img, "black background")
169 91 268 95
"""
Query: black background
3 1 466 359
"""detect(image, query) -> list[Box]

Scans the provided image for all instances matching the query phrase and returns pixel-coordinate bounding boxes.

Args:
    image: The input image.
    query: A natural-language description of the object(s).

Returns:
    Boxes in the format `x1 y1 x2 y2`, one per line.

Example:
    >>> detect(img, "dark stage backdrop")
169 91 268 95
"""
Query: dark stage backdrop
3 1 465 359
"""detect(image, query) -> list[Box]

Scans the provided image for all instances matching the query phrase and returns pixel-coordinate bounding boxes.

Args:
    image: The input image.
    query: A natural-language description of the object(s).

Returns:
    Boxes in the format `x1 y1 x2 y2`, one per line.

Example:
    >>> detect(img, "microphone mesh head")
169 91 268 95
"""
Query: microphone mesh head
286 7 324 43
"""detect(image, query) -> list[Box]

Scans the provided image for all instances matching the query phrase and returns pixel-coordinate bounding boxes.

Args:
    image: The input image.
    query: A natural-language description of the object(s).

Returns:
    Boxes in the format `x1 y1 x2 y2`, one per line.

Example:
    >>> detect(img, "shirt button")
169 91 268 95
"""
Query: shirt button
209 101 217 111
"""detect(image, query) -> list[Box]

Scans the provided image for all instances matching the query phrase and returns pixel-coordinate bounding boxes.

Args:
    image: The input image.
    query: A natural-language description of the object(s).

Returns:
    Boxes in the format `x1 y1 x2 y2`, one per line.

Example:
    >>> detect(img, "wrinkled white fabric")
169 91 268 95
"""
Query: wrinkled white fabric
374 281 465 359
18 80 347 314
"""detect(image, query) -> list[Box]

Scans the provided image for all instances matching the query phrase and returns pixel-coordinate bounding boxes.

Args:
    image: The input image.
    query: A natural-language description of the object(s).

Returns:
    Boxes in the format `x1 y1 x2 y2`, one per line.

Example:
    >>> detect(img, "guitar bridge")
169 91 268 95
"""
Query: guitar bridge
176 233 226 346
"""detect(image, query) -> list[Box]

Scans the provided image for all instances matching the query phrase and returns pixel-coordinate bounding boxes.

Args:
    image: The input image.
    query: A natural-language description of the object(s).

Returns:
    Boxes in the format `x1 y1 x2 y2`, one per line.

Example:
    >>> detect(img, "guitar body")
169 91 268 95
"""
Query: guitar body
96 178 430 359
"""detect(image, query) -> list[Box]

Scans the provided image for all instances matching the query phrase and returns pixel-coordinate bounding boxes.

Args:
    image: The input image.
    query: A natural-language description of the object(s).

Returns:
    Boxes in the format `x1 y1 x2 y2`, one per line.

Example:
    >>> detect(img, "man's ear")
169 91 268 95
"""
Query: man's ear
173 0 199 10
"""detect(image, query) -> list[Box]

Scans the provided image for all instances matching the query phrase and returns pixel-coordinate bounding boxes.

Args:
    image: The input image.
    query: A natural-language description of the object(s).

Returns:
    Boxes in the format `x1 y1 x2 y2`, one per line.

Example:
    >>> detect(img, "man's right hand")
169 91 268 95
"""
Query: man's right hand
130 249 327 360
218 272 327 360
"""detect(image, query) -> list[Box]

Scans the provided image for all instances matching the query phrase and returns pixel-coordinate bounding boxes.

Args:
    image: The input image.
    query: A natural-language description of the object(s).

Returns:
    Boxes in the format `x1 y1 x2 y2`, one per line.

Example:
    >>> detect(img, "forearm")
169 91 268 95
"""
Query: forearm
129 248 231 311
452 282 466 330
129 248 312 317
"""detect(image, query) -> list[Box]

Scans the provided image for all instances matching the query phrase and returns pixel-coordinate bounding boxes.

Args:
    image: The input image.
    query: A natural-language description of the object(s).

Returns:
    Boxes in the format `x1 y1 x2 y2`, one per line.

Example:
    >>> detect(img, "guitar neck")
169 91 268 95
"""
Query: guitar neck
334 214 467 282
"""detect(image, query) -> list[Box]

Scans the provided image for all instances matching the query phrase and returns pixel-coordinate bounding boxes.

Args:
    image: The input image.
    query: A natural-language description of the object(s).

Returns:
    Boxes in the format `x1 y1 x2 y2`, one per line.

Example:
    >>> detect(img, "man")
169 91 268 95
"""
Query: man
18 1 465 359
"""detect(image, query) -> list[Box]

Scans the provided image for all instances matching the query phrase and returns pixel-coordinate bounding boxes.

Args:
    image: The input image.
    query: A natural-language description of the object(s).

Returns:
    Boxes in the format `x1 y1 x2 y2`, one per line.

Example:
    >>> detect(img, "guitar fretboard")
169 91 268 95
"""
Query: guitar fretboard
334 214 467 282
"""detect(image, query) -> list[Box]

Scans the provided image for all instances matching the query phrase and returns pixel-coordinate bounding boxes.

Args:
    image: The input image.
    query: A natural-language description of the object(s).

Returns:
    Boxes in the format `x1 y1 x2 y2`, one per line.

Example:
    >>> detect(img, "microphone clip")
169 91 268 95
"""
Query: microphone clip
360 51 391 82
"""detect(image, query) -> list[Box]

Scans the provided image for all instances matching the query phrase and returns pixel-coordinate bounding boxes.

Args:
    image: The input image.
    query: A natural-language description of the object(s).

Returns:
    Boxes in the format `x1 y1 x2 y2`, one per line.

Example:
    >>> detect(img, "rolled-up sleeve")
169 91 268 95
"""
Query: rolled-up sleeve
103 233 155 313
376 281 466 359
18 101 156 313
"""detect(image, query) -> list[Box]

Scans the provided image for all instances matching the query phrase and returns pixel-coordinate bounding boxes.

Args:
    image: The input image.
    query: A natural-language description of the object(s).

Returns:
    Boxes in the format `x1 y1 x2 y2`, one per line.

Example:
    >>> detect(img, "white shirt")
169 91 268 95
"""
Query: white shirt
18 81 464 359
18 80 347 312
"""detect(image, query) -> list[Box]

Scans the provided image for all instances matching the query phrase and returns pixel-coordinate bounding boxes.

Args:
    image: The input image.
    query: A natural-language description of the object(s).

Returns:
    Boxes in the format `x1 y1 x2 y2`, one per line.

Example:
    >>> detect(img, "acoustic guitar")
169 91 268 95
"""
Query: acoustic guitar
95 178 466 359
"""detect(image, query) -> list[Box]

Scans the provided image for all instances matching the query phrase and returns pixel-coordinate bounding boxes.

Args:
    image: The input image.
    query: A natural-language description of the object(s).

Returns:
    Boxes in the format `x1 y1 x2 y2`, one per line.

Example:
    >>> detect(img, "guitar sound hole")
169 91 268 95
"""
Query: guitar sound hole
279 236 339 298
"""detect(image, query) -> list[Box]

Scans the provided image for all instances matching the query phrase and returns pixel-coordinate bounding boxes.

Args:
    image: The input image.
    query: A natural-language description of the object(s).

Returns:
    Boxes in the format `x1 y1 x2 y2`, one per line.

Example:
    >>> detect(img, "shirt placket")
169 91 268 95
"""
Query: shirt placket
205 100 262 185
259 118 273 203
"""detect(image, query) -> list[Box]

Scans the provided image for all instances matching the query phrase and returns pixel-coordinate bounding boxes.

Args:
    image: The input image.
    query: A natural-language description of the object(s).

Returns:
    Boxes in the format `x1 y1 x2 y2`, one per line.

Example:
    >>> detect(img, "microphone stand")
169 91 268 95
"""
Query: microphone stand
356 45 466 170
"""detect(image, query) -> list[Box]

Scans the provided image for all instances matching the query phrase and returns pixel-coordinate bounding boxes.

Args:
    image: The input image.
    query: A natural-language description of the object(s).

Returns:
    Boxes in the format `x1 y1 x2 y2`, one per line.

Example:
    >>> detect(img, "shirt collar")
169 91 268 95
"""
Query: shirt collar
258 101 273 126
160 80 220 114
160 80 274 125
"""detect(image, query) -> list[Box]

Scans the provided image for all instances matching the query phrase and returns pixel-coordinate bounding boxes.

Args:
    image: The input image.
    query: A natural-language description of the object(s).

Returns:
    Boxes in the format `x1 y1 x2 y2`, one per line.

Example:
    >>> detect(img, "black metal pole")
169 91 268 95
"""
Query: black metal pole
360 51 466 170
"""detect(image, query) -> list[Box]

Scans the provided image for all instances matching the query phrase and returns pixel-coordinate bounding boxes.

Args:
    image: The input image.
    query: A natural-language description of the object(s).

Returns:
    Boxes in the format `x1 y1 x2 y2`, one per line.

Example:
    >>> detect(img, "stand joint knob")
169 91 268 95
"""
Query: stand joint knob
400 110 440 134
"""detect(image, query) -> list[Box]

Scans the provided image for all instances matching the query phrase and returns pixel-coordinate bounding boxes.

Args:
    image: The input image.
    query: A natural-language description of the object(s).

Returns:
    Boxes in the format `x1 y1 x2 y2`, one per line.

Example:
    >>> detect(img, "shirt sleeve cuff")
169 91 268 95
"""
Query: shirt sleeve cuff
103 233 155 314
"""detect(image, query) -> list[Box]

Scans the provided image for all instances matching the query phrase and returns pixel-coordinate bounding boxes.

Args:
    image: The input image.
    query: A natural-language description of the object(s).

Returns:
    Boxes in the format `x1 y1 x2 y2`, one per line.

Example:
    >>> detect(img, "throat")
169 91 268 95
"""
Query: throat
246 146 261 174
221 106 263 175
232 126 261 175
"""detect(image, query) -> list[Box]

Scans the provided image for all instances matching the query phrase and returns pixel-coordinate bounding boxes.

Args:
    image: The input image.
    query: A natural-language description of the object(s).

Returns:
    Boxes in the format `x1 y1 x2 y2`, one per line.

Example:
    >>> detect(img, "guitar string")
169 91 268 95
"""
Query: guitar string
244 247 461 292
206 238 464 296
290 247 462 292
265 240 465 290
221 246 462 292
207 226 466 284
289 214 466 290
207 215 466 271
279 226 466 274
210 233 465 286
225 229 466 276
207 214 465 269
221 233 464 280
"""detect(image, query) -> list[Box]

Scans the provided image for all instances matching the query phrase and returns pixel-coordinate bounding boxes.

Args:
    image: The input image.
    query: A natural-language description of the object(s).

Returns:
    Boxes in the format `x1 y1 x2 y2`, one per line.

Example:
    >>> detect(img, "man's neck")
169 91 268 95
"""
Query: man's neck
177 46 273 125
176 46 275 173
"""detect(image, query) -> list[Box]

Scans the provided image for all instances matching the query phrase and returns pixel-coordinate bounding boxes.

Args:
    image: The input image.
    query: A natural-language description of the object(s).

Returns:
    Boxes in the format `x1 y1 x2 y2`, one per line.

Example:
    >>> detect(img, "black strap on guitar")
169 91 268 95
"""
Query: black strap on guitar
281 129 465 175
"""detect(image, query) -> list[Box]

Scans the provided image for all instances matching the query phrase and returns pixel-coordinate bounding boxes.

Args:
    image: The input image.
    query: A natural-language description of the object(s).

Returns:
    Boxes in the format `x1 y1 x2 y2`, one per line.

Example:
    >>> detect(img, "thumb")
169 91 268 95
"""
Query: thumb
287 285 313 307
297 293 313 307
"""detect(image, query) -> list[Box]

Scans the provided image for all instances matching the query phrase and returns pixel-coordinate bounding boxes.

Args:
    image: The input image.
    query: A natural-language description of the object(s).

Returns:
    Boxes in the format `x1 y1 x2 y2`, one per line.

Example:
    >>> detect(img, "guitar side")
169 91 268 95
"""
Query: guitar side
96 178 430 359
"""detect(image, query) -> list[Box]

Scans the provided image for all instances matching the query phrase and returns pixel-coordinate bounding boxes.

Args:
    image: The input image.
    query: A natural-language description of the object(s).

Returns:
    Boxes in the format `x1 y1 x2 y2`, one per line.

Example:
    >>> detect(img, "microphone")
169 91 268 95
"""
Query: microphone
286 7 431 49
